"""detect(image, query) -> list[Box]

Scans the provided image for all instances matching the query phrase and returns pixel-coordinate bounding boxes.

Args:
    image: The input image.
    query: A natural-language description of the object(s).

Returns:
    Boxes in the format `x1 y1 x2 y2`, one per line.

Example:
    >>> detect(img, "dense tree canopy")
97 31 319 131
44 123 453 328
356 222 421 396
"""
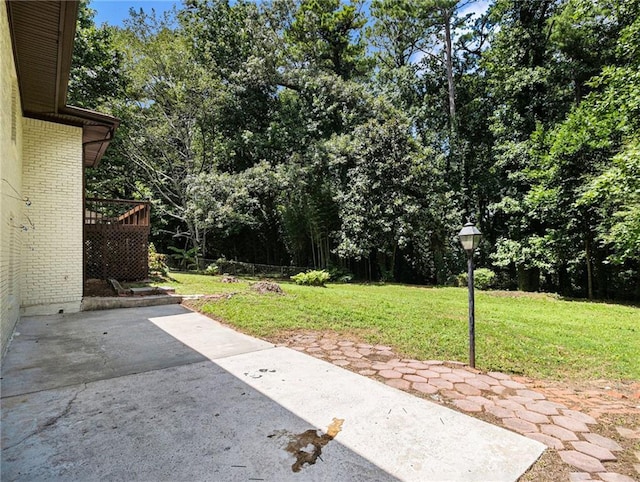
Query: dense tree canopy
77 0 640 299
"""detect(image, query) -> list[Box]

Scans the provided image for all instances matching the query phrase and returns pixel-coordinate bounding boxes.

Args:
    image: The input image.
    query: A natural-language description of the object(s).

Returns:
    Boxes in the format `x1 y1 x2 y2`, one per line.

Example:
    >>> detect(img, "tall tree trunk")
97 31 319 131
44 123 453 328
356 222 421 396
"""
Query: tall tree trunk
443 8 456 127
201 229 207 259
443 7 458 182
186 218 201 269
585 237 593 300
310 232 317 268
325 236 330 269
391 243 397 281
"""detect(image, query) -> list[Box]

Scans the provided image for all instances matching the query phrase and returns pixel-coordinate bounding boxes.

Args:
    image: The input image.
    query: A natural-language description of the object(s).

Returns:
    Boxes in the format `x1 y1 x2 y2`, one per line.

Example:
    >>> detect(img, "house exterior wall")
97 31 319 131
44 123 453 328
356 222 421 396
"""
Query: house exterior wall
1 3 24 357
1 5 85 357
21 118 84 316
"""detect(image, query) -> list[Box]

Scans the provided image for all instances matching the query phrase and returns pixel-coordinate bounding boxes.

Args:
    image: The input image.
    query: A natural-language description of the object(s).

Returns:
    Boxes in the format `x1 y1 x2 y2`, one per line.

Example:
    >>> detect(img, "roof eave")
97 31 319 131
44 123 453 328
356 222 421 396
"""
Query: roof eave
26 107 121 168
7 0 119 167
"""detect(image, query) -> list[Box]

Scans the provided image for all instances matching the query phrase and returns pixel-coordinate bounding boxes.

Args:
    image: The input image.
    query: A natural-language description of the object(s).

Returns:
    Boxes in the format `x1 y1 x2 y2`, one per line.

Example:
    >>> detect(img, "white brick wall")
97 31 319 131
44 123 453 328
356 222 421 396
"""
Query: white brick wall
21 119 83 315
2 6 86 357
1 5 23 356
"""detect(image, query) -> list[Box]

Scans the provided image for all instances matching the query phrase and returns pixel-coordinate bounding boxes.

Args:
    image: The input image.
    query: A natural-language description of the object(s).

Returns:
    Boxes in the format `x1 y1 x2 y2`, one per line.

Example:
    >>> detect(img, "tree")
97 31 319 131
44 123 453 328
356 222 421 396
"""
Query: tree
69 1 132 200
68 0 126 109
113 9 219 259
482 0 567 291
285 0 369 80
330 110 457 282
488 0 640 298
532 7 640 298
79 0 639 297
186 161 287 263
369 0 492 215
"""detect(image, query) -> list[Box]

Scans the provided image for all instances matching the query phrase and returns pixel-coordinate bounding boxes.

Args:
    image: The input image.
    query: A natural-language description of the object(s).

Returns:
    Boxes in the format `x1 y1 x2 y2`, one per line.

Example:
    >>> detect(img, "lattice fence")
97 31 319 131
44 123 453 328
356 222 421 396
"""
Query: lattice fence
84 199 150 281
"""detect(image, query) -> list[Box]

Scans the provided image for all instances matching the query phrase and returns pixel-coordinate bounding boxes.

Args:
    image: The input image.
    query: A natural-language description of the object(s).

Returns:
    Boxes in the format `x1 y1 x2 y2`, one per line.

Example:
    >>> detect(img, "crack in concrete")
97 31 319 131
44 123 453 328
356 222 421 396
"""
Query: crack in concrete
1 383 87 452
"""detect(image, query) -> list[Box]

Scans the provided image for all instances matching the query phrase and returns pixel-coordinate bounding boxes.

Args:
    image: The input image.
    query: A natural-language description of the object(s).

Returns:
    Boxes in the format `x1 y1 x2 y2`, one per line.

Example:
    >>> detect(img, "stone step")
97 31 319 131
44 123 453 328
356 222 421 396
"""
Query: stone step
130 286 175 296
81 294 182 311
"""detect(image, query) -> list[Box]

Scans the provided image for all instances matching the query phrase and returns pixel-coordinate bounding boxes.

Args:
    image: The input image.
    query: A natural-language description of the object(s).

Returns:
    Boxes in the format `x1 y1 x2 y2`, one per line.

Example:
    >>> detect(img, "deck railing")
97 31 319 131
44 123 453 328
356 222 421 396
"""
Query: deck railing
84 198 150 226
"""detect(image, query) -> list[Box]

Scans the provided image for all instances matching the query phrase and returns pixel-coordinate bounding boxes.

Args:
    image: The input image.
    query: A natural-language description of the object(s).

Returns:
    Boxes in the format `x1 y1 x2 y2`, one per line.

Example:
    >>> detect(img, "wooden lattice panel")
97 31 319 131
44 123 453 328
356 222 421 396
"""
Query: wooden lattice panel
85 224 150 281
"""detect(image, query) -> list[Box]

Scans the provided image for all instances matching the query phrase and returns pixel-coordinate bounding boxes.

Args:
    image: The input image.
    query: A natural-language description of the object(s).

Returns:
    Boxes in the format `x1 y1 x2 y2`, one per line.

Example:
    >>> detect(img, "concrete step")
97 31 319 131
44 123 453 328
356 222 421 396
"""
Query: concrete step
81 295 182 311
130 286 176 296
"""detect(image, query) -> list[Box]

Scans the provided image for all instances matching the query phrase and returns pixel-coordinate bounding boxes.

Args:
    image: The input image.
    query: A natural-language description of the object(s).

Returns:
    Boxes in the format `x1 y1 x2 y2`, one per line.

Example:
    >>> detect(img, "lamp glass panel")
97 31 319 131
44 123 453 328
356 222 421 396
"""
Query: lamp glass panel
460 234 475 251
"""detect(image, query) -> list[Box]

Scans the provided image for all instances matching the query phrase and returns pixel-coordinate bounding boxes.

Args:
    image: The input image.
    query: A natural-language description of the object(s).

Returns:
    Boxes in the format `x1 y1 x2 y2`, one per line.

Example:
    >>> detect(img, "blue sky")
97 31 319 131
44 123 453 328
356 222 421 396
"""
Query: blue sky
93 0 178 26
92 0 489 27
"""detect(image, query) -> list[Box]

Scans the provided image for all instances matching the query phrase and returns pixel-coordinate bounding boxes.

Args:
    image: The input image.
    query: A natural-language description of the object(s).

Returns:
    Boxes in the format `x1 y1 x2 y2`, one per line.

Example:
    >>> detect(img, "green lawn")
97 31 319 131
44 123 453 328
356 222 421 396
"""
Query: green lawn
159 272 640 381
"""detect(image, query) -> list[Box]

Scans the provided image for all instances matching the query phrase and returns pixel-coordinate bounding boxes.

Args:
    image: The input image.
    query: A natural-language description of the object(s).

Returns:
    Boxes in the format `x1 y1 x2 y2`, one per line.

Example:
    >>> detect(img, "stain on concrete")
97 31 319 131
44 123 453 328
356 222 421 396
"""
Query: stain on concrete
270 418 344 473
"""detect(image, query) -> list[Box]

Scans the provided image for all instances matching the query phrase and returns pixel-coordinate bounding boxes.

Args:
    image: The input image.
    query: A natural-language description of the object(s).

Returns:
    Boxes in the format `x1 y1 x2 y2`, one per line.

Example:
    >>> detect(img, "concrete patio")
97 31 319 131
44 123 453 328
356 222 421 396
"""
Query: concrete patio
1 305 544 481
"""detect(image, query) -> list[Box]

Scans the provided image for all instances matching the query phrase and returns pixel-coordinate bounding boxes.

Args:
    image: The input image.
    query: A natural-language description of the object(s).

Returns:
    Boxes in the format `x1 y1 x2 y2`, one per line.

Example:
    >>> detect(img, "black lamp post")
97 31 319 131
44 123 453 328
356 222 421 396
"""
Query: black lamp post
458 222 482 368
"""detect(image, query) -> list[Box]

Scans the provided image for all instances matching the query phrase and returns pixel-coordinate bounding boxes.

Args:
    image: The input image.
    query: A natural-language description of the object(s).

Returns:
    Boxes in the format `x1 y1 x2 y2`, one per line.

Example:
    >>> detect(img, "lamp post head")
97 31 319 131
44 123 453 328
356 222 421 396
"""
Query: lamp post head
459 222 482 255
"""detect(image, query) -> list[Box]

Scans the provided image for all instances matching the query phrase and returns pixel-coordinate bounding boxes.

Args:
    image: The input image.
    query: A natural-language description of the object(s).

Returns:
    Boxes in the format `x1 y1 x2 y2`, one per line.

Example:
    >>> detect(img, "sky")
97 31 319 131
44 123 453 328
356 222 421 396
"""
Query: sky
93 0 178 26
92 0 490 27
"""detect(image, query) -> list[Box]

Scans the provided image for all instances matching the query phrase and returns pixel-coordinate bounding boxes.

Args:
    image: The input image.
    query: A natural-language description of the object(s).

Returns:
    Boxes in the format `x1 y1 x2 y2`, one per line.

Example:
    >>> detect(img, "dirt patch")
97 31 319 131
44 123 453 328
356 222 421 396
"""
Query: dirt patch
366 352 396 362
485 290 560 300
250 281 284 295
181 294 236 311
221 275 241 283
518 450 571 482
587 413 640 480
84 279 116 297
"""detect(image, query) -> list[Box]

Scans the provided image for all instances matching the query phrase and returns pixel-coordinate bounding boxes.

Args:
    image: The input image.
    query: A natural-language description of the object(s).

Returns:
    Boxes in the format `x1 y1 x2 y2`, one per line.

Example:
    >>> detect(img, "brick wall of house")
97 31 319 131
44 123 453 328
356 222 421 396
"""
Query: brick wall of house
1 4 24 357
20 119 84 316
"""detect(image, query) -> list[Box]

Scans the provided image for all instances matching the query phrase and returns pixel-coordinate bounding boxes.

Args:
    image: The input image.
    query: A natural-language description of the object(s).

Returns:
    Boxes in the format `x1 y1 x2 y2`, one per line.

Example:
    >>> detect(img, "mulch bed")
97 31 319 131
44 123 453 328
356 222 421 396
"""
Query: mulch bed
84 279 116 297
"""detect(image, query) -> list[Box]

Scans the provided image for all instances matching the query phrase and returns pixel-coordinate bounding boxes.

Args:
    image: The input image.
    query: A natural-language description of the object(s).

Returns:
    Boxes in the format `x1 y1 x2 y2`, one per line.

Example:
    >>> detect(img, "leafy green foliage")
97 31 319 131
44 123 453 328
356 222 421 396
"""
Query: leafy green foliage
291 270 331 286
457 268 497 290
70 1 133 201
327 265 353 283
148 243 169 277
167 246 200 270
330 113 458 281
68 1 127 108
73 0 640 299
285 0 369 80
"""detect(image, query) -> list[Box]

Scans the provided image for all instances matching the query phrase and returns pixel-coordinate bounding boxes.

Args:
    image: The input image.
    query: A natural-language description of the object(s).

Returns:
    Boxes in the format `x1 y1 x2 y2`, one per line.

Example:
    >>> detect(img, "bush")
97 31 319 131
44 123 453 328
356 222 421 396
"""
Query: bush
204 264 219 276
328 266 353 283
291 270 331 287
148 243 168 276
474 269 497 290
168 246 199 270
457 268 497 290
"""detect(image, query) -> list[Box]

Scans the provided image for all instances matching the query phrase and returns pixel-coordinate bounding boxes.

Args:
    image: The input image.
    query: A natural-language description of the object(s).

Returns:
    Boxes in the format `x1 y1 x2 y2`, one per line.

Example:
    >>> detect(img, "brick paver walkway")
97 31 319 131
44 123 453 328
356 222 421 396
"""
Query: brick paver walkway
279 332 640 482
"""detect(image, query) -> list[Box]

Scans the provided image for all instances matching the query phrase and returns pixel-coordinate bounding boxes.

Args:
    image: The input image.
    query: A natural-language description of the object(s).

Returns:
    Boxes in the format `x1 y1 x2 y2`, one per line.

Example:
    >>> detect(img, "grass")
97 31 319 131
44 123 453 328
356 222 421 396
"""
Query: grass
159 272 640 381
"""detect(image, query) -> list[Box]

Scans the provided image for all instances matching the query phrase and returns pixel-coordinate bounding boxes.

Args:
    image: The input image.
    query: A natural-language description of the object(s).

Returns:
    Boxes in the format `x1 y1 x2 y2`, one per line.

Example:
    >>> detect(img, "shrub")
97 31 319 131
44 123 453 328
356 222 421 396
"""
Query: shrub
291 270 331 287
474 269 497 290
204 264 219 276
379 268 394 282
148 243 168 276
457 268 497 290
328 266 353 283
167 246 199 270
